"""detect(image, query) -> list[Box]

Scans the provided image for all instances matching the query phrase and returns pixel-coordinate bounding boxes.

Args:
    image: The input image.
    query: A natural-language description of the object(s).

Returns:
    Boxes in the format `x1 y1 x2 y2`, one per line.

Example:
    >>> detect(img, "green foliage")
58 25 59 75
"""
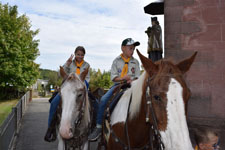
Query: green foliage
89 68 113 90
39 68 62 90
0 3 40 99
39 68 111 91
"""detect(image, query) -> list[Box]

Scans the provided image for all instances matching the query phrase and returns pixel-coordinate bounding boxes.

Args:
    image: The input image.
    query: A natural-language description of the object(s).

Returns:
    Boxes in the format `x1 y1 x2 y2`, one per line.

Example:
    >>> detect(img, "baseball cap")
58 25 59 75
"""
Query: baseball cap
121 38 140 46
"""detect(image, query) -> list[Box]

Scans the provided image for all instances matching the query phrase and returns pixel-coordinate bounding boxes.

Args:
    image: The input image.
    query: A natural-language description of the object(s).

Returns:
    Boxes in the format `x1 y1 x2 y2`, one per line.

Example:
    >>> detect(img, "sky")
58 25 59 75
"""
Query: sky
2 0 164 72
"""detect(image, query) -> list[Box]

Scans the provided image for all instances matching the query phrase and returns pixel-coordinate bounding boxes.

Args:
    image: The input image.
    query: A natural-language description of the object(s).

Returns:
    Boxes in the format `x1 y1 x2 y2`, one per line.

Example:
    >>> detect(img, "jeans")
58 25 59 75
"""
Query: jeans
48 93 60 127
96 84 118 125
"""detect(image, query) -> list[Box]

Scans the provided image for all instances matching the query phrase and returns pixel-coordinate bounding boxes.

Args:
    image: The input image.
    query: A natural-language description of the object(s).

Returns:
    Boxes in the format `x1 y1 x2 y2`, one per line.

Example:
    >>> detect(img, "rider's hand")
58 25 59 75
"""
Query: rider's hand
66 54 74 66
121 75 131 83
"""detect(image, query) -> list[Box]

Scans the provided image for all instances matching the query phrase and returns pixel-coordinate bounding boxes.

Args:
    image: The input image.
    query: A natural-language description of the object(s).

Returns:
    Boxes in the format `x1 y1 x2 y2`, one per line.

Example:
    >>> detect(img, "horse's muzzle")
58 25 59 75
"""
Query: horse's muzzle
59 125 73 139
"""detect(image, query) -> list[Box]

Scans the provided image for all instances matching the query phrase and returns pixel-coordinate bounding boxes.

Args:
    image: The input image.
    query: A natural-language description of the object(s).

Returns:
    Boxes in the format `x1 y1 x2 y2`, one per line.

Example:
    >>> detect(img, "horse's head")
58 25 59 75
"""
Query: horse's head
137 50 197 150
58 67 90 139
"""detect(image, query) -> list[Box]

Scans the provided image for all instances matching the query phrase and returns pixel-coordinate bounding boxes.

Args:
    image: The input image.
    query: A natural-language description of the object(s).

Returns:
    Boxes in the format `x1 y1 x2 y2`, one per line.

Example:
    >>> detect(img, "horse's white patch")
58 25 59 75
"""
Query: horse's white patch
110 72 146 125
160 78 193 150
59 76 86 139
61 81 80 122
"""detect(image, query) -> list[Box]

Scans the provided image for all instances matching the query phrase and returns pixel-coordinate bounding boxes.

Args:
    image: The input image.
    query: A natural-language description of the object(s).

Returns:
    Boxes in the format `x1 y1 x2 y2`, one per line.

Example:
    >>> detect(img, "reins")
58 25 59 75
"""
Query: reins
146 77 165 150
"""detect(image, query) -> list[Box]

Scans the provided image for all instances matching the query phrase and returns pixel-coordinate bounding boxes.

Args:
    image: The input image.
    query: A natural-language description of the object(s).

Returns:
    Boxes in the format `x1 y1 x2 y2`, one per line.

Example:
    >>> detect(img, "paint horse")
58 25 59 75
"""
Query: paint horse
104 50 197 150
57 67 90 150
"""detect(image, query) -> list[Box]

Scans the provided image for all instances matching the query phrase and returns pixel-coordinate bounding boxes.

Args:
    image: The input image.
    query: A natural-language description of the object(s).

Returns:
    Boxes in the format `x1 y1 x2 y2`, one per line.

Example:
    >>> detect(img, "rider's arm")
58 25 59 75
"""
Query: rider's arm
62 62 70 75
113 75 131 83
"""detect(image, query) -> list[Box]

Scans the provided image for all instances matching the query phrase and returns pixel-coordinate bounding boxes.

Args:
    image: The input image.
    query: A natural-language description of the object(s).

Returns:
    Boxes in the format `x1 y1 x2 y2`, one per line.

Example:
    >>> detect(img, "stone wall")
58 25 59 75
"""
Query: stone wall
164 0 225 147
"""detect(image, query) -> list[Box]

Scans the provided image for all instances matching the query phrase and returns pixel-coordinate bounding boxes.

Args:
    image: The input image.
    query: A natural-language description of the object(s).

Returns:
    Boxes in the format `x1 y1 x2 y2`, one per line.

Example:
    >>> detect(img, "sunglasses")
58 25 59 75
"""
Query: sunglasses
212 138 220 150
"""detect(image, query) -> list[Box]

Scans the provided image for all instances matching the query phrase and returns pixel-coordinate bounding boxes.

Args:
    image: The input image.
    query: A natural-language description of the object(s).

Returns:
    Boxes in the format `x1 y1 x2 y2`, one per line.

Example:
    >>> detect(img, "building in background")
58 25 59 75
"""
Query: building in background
144 0 225 147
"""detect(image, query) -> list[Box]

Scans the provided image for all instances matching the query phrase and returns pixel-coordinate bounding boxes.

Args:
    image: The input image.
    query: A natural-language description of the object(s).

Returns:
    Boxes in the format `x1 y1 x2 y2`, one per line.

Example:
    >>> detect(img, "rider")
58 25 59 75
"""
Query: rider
44 46 90 142
88 38 141 141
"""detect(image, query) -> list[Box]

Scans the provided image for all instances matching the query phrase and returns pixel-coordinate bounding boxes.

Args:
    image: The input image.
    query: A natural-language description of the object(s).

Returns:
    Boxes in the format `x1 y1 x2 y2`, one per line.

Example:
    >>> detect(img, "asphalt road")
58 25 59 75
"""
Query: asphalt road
12 98 58 150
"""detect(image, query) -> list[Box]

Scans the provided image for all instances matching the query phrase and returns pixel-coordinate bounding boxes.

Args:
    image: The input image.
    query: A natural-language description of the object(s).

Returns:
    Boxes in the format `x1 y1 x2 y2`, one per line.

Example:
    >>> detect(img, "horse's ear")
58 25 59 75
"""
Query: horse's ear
60 66 68 80
80 67 89 81
176 51 197 74
136 49 158 74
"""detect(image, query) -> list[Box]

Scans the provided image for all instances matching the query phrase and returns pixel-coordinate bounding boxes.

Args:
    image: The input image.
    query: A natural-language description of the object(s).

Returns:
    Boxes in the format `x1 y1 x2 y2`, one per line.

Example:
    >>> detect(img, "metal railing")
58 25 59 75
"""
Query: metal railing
0 90 32 150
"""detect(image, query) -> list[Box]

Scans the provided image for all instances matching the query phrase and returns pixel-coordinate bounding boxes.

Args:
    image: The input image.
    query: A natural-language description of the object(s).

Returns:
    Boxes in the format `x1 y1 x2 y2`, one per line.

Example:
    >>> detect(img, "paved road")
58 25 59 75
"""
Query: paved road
12 98 58 150
12 98 99 150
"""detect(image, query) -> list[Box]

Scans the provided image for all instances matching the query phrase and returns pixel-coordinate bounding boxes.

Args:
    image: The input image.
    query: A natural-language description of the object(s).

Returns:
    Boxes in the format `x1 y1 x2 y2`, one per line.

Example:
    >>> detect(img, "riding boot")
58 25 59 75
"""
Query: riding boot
44 113 57 142
44 126 56 142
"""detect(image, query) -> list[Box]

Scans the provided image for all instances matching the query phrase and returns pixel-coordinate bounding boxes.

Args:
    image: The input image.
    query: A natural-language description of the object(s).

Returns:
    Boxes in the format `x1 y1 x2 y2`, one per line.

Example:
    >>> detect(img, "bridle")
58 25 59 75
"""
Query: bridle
145 77 164 150
106 76 165 150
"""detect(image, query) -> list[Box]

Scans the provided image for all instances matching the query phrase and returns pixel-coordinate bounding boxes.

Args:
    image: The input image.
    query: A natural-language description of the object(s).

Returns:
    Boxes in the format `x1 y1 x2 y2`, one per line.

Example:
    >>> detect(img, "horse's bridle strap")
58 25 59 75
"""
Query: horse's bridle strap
146 77 165 150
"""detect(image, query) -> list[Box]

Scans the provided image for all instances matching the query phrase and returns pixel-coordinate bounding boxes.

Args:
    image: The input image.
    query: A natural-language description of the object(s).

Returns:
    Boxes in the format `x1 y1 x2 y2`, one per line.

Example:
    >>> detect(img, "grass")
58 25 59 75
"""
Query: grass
0 99 18 126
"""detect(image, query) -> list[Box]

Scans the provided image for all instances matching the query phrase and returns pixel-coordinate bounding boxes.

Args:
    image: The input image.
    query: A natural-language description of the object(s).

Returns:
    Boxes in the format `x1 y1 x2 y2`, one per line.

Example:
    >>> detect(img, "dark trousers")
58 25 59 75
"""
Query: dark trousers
148 51 162 62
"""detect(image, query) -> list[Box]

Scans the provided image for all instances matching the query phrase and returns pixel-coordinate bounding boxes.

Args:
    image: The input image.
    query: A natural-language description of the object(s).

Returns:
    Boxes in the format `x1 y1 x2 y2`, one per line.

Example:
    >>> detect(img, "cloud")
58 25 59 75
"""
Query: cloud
2 0 164 71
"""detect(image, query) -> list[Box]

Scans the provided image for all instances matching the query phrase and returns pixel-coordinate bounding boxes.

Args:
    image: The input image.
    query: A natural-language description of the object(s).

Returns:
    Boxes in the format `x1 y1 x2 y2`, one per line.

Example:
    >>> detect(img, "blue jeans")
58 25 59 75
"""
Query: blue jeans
48 80 89 127
96 84 118 125
48 93 60 127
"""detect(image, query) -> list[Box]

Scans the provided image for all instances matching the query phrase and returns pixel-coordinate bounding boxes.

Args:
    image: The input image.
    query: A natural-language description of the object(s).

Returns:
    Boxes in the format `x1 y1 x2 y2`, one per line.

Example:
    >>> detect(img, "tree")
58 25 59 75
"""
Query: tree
0 3 40 99
89 68 113 90
39 68 62 91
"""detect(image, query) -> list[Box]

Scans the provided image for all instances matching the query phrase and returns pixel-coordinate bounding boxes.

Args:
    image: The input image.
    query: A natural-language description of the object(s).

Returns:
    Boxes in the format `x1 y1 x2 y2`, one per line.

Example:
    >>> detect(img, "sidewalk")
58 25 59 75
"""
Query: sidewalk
12 98 57 150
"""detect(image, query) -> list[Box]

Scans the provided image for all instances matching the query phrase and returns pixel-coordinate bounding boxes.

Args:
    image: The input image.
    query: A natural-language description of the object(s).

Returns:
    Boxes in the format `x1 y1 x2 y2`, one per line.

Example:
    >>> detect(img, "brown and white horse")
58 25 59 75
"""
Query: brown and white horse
57 67 90 150
105 50 197 150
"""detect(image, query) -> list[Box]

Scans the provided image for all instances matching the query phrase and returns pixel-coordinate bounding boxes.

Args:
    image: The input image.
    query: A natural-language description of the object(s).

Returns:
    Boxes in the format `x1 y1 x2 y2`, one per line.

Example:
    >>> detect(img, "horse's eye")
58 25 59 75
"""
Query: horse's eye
77 94 83 98
154 95 161 101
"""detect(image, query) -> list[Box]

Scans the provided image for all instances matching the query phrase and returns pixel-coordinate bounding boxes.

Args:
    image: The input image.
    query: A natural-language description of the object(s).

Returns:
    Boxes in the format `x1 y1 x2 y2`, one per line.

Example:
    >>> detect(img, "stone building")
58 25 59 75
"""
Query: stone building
145 0 225 147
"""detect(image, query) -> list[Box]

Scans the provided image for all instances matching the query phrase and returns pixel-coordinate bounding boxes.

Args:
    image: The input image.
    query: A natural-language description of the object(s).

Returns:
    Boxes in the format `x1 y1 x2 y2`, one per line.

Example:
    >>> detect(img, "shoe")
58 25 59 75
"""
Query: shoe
44 127 56 142
88 127 102 141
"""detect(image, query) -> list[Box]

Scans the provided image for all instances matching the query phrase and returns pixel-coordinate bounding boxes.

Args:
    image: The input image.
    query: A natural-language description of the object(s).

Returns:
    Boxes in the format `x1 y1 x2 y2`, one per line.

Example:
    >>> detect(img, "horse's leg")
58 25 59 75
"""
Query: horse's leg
58 134 65 150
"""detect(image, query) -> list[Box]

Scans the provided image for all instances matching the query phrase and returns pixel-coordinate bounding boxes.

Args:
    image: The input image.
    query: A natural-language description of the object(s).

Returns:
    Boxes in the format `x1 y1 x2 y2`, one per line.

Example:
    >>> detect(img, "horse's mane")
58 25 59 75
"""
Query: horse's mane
128 71 147 120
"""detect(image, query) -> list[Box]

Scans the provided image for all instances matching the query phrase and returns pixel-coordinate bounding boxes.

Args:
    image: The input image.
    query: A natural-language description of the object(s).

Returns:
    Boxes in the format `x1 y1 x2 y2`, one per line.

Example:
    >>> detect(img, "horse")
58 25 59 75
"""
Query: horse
103 50 197 150
57 66 90 150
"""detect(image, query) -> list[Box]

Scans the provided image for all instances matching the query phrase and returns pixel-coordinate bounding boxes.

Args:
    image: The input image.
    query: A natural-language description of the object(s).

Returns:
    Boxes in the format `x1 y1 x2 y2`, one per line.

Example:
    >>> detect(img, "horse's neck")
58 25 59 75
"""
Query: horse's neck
128 72 147 120
110 72 146 125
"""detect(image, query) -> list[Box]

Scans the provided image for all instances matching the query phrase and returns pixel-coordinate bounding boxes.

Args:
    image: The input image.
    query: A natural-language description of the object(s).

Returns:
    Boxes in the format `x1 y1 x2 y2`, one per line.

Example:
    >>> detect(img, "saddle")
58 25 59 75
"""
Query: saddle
108 82 131 115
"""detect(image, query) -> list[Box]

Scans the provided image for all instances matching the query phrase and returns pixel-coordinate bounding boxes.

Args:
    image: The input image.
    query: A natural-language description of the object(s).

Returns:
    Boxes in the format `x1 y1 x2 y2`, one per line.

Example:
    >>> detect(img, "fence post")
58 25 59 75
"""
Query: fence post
0 129 2 150
21 97 23 118
29 89 32 102
24 94 27 111
12 107 18 130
